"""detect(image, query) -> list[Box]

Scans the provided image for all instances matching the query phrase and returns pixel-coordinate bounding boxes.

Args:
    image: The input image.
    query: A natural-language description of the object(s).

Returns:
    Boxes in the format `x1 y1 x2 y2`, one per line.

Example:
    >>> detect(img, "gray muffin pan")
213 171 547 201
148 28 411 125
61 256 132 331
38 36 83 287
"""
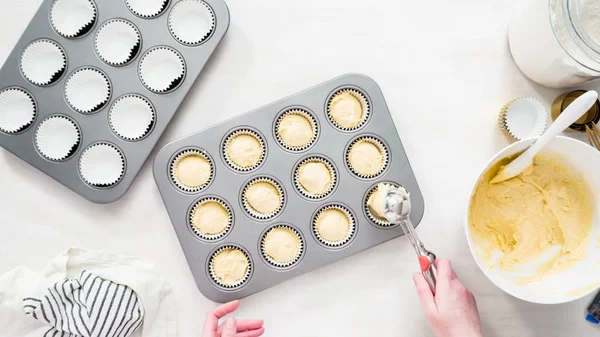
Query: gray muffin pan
153 73 425 302
0 0 229 203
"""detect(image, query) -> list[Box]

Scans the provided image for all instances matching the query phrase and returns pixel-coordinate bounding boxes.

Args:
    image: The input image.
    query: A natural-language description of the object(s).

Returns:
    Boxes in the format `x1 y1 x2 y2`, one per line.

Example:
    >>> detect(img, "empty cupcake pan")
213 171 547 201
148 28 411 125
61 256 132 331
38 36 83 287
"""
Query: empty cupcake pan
0 0 229 203
154 73 425 302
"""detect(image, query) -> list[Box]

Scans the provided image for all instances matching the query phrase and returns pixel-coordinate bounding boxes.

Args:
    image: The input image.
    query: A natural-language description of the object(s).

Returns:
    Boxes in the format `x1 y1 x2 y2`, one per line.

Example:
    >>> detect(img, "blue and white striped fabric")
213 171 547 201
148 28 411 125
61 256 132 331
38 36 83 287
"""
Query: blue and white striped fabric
23 270 144 337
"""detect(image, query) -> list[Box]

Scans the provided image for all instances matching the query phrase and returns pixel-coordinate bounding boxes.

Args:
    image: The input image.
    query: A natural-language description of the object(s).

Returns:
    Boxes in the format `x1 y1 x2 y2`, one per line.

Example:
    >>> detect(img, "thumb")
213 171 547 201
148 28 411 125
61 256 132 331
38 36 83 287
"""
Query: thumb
413 273 437 315
221 317 236 337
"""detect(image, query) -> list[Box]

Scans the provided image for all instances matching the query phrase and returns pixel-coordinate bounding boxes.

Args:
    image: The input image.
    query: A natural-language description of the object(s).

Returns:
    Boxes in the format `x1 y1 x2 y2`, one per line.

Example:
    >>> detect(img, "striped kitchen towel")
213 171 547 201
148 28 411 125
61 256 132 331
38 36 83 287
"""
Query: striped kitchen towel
22 270 144 337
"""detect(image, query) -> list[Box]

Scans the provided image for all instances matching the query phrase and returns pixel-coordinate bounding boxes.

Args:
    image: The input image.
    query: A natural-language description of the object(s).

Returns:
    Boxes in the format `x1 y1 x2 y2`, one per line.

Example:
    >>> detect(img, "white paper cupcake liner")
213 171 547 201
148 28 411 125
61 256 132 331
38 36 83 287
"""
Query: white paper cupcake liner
327 88 371 131
222 129 266 172
126 0 170 18
345 136 389 179
168 0 215 46
0 87 36 134
241 176 285 221
65 67 111 114
274 108 319 152
293 156 337 200
95 19 141 66
20 39 66 86
169 149 214 192
499 97 548 142
109 94 155 141
312 204 356 248
208 245 252 289
79 143 125 187
139 46 186 93
35 115 80 161
260 225 304 269
189 197 233 241
364 182 401 227
50 0 97 38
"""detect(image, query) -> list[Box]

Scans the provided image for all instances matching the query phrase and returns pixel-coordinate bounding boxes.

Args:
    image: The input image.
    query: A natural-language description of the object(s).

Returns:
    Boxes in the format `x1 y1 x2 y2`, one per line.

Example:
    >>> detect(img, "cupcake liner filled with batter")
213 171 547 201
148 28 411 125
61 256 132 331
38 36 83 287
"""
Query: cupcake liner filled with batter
312 204 356 248
189 197 233 241
95 19 142 66
293 155 337 200
64 67 111 114
208 245 252 289
50 0 97 38
139 46 186 94
126 0 170 18
364 182 401 227
0 87 36 134
168 0 215 46
274 108 319 152
20 39 67 86
35 115 81 161
260 224 304 268
79 142 125 188
109 94 155 141
327 88 370 131
222 129 266 172
170 149 214 193
345 136 389 179
241 176 285 220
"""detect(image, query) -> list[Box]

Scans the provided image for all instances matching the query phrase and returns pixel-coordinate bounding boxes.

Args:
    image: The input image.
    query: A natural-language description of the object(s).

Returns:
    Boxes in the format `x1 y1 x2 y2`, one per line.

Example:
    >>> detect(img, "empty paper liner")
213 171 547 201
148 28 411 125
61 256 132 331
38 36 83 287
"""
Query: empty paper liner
109 94 155 141
64 67 111 114
50 0 97 38
35 115 81 161
79 143 125 187
20 39 66 86
0 87 36 134
168 0 215 45
95 19 141 66
139 46 186 94
126 0 170 18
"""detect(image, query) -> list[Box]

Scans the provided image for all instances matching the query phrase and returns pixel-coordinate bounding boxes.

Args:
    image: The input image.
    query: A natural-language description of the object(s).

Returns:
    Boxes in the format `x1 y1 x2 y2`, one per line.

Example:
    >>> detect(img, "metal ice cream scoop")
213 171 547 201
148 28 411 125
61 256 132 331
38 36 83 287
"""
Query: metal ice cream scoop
383 187 437 293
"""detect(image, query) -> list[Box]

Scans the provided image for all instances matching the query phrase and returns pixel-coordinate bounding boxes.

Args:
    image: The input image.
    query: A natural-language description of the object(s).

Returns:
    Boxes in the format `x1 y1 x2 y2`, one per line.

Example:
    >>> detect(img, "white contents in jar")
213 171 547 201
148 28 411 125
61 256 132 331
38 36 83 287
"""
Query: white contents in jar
508 0 600 88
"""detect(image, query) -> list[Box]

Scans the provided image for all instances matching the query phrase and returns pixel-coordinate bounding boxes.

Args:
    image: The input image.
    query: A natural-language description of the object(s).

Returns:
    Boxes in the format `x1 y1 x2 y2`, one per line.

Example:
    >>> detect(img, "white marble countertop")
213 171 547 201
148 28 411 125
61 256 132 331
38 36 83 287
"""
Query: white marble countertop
1 0 599 336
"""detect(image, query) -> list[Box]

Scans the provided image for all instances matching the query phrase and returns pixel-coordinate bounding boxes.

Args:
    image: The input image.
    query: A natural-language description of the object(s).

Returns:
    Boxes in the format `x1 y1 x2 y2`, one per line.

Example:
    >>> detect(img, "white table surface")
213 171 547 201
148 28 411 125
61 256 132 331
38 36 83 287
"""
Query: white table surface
0 0 598 336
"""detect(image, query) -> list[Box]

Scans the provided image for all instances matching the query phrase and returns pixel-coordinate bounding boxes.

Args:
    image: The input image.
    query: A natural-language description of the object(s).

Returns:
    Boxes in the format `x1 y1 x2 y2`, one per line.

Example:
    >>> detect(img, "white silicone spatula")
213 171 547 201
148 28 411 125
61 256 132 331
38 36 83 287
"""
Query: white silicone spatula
491 90 598 184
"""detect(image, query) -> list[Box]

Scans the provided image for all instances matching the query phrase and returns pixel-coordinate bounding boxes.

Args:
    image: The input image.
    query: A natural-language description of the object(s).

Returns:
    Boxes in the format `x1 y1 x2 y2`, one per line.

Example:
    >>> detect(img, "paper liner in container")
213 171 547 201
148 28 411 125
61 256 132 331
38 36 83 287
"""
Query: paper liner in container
293 155 337 200
65 67 111 114
189 197 233 241
109 94 155 141
222 129 266 172
327 88 371 131
35 115 80 161
363 182 401 227
274 108 319 152
20 39 66 86
168 0 215 46
498 97 548 142
345 136 389 179
208 245 252 289
0 87 36 134
260 224 304 269
126 0 170 18
50 0 97 38
241 176 285 221
312 204 356 248
169 149 214 193
139 46 186 94
95 19 141 66
79 143 125 187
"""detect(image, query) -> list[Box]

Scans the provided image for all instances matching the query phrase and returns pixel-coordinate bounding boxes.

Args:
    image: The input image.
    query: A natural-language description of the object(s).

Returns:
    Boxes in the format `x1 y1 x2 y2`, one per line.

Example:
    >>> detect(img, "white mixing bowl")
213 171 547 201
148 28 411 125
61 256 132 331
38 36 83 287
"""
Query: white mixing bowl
465 136 600 304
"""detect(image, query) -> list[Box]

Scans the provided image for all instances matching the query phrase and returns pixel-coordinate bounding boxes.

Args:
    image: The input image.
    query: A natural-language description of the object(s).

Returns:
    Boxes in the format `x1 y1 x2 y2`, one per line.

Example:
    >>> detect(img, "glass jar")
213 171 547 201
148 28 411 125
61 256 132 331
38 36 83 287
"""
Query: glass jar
508 0 600 88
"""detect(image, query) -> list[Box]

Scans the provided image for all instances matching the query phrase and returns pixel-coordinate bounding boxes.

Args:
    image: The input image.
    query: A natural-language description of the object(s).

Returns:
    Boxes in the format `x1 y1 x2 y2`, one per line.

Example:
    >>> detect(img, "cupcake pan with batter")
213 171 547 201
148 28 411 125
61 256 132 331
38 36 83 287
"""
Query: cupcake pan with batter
0 0 230 203
154 74 425 302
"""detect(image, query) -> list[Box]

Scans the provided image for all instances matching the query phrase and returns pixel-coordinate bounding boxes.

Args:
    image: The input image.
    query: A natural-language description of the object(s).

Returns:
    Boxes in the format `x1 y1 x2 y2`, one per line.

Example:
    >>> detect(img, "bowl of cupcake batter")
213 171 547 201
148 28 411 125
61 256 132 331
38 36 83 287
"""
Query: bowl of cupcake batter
466 136 600 304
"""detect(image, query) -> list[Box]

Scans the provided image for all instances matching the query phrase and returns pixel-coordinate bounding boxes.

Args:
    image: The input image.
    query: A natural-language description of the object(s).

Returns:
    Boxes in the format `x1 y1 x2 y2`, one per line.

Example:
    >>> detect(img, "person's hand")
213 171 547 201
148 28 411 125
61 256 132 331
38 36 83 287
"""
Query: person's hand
201 300 265 337
413 259 482 337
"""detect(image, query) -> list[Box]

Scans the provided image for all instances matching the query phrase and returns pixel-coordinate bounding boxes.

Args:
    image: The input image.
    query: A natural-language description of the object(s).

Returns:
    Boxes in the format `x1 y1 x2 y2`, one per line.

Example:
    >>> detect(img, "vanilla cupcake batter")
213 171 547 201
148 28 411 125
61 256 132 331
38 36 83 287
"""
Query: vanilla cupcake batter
315 208 351 242
277 113 314 148
227 134 262 168
348 140 384 176
245 181 280 215
192 201 229 235
175 154 211 188
367 183 394 220
212 249 249 286
329 92 364 128
298 161 332 195
469 154 593 284
263 227 300 263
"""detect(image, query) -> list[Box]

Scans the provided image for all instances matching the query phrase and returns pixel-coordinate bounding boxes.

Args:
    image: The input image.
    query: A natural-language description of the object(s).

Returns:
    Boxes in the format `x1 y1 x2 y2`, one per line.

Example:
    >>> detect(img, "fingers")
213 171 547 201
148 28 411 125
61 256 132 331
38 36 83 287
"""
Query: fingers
236 327 265 337
434 259 456 283
218 320 264 334
413 273 437 315
222 318 237 337
202 301 241 336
